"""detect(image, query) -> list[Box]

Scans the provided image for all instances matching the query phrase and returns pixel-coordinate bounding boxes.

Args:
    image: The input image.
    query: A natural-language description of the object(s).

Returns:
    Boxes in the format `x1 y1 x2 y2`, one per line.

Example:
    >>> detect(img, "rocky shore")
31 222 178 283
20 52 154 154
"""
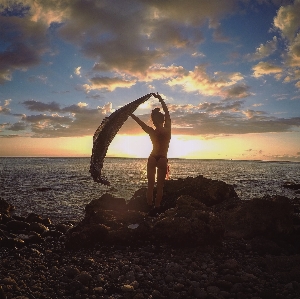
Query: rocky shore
1 175 300 299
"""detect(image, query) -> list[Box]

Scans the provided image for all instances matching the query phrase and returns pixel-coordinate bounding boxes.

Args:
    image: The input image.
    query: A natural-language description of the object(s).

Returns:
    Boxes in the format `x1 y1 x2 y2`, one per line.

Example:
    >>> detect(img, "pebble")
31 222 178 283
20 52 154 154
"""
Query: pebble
1 209 300 299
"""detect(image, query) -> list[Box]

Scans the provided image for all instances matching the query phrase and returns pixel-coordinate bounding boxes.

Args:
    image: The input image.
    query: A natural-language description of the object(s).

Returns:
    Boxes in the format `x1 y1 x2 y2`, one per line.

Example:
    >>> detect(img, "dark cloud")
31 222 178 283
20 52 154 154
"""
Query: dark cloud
10 97 299 138
0 13 48 84
7 122 27 131
23 100 61 112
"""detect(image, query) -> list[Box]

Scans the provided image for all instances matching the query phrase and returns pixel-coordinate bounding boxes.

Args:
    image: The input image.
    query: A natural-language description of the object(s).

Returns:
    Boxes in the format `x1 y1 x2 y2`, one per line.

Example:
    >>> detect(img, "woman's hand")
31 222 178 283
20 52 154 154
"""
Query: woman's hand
151 92 163 101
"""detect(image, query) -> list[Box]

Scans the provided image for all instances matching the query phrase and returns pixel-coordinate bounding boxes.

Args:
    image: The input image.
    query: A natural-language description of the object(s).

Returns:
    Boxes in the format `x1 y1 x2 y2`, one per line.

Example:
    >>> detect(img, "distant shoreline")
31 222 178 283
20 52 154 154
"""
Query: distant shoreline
0 156 299 163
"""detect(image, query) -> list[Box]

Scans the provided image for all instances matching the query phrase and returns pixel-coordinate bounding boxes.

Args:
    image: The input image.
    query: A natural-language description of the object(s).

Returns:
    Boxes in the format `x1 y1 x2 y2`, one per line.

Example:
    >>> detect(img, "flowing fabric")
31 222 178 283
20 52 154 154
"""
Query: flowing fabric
90 94 152 185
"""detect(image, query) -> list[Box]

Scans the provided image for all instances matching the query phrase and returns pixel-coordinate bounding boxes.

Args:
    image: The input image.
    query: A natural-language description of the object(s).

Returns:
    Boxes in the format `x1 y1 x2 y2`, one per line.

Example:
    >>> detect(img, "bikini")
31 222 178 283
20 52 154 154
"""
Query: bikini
149 154 170 179
150 154 167 162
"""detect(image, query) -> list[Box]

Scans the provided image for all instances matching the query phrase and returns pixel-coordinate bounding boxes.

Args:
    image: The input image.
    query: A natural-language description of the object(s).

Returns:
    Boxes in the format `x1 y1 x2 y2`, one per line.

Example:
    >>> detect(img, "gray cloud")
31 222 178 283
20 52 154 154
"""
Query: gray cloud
3 96 299 138
7 122 27 131
23 100 61 112
0 8 48 84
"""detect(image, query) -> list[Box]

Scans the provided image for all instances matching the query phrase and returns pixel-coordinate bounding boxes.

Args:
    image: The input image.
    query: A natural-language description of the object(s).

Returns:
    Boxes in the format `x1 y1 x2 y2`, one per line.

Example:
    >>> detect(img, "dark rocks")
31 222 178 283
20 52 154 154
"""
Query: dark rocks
0 198 74 250
161 175 238 208
1 182 300 299
283 182 300 190
0 198 14 215
85 193 127 214
222 195 294 239
6 220 30 231
29 222 49 234
65 224 109 250
126 188 150 212
152 195 224 246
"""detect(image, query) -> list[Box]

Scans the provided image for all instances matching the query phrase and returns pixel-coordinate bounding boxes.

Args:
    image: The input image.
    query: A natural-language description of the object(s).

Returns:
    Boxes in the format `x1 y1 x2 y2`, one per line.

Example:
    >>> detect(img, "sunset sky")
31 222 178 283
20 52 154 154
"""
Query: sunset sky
0 0 300 161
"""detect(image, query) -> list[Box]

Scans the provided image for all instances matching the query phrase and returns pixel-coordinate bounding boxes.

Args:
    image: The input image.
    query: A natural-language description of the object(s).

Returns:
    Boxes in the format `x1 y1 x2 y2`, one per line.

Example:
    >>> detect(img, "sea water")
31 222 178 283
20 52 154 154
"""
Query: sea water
0 157 299 223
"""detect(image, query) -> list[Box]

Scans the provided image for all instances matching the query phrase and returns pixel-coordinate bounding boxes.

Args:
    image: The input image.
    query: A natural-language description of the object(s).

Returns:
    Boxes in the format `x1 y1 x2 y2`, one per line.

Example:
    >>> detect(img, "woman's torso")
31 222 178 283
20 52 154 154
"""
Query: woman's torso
149 127 171 157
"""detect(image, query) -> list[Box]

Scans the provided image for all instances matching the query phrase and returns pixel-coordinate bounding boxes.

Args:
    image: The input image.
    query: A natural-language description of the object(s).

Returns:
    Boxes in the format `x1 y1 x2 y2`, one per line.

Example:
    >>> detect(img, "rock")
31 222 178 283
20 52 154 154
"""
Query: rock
1 237 25 248
75 271 92 286
121 284 134 292
127 176 238 212
85 193 127 214
162 175 238 208
29 222 49 234
165 274 174 283
6 220 30 231
283 182 300 190
222 195 294 239
25 233 44 244
152 195 224 246
56 223 73 233
0 198 14 215
127 188 151 212
65 224 109 250
65 266 80 278
25 213 43 223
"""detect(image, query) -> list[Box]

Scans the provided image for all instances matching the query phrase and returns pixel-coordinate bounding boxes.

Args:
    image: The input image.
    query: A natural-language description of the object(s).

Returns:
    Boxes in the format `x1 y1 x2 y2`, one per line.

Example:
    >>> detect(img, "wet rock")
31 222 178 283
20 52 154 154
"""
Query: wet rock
6 220 30 231
152 195 224 246
65 266 80 278
65 223 109 250
25 213 43 223
126 188 150 212
55 223 73 233
0 198 14 215
161 175 238 208
75 271 92 286
121 284 134 292
85 193 127 214
222 195 294 239
29 222 49 234
283 182 300 190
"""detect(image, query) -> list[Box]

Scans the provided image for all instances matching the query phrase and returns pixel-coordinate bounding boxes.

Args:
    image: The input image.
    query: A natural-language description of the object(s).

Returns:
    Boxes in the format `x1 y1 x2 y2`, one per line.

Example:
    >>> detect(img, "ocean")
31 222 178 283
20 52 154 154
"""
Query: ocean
0 157 299 224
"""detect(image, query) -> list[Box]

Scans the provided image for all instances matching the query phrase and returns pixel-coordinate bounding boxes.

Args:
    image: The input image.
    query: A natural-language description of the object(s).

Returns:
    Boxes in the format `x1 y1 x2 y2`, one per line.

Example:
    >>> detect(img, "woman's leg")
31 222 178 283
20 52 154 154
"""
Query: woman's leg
155 157 168 207
147 156 157 206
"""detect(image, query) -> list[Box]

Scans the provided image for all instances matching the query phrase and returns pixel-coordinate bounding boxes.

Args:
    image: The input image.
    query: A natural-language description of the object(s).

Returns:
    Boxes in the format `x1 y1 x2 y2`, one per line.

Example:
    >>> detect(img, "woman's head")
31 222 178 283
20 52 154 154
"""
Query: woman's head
151 107 164 127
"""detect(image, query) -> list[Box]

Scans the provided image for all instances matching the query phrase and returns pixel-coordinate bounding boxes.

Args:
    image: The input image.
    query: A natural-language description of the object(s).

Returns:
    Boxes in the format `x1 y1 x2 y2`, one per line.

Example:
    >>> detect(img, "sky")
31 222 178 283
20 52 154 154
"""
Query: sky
0 0 300 161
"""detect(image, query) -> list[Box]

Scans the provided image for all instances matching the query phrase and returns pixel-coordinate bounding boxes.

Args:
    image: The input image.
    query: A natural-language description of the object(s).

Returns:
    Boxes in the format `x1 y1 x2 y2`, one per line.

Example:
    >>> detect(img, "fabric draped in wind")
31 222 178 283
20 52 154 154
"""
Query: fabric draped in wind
90 94 152 185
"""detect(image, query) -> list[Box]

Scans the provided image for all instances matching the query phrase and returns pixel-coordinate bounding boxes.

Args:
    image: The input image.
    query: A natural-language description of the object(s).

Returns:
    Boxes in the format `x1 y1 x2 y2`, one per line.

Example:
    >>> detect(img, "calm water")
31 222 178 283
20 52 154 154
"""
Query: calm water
0 157 299 223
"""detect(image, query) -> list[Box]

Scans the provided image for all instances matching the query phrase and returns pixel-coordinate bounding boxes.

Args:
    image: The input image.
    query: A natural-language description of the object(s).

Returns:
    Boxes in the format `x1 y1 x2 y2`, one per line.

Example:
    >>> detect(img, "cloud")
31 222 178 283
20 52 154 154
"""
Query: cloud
27 75 47 83
0 4 49 84
4 96 300 138
286 33 300 67
56 0 237 75
83 76 136 92
0 99 12 114
23 100 61 112
273 0 300 41
242 109 268 119
74 66 81 76
247 36 278 61
7 122 27 131
167 65 249 99
252 61 283 78
16 100 115 137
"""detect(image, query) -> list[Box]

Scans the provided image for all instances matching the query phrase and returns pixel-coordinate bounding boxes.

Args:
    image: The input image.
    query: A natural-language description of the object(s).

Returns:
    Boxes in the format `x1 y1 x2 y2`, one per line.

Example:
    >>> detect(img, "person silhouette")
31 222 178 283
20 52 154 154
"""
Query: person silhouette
130 93 171 216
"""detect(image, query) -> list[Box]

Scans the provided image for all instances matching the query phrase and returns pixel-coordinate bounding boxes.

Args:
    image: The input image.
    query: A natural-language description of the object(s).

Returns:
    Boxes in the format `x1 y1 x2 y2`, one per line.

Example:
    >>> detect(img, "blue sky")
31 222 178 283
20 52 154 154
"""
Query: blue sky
0 0 300 160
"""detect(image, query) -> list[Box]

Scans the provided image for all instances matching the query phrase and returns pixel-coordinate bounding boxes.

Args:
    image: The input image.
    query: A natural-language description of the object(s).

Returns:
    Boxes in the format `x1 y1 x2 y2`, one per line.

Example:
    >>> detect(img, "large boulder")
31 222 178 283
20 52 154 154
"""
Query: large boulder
0 198 14 215
152 195 224 246
85 193 127 215
128 175 238 212
222 195 294 239
126 188 151 212
65 224 109 250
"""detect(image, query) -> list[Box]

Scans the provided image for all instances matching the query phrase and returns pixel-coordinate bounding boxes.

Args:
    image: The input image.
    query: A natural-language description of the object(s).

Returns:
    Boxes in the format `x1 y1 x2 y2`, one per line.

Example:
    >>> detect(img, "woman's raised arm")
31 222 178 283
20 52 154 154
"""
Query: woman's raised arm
130 114 153 134
151 93 171 129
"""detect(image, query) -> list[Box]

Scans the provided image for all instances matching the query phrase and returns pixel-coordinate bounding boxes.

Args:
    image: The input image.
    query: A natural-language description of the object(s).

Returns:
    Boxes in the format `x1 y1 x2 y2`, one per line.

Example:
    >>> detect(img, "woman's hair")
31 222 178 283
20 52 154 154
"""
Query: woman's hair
151 107 164 126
